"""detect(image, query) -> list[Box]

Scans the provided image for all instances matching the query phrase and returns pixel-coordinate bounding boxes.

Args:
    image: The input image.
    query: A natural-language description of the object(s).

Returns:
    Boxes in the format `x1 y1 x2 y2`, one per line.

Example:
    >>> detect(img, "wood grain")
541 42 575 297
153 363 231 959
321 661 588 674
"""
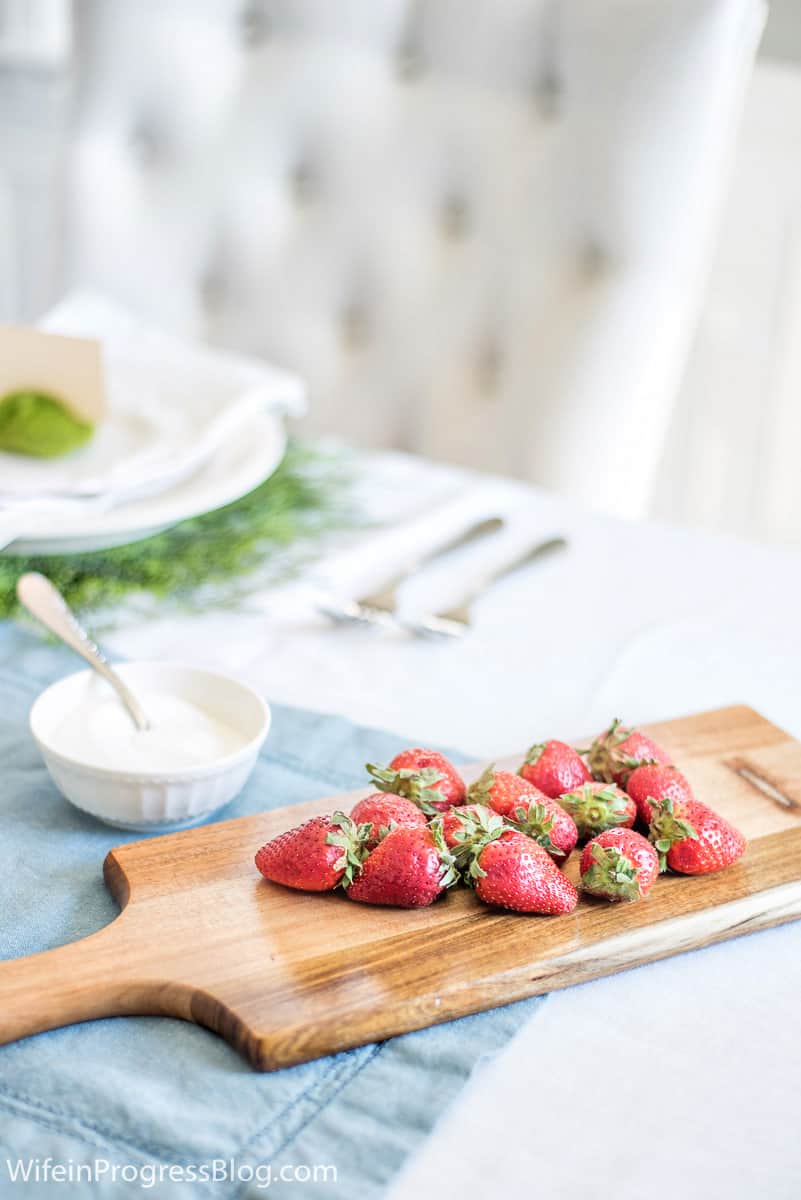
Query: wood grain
1 705 800 1070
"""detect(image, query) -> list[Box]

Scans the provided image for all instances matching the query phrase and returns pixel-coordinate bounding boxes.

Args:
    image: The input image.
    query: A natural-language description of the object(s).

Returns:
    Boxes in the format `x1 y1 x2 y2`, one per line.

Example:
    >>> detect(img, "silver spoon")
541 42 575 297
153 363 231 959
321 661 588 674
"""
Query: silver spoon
16 572 151 731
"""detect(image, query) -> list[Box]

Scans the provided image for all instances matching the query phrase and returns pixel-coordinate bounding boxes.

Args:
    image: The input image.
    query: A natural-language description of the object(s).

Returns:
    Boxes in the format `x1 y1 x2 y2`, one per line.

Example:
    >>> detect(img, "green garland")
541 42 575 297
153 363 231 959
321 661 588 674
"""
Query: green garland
0 441 354 622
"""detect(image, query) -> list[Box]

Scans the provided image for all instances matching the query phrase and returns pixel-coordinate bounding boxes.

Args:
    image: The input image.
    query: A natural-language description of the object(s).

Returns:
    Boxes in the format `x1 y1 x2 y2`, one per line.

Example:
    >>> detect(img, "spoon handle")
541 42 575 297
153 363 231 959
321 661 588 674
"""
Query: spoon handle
16 572 150 732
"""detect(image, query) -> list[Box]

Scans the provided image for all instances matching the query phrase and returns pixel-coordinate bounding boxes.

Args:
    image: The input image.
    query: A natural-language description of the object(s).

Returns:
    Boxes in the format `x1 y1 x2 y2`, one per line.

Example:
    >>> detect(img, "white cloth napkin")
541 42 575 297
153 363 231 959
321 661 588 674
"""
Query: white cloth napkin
2 292 305 504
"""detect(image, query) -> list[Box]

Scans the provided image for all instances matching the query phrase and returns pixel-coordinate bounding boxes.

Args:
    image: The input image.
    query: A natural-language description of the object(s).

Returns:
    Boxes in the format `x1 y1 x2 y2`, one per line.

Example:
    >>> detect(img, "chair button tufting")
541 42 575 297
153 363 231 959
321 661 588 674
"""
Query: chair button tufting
475 339 503 397
441 196 469 240
290 160 319 205
534 72 561 119
396 42 425 81
580 239 607 278
200 266 226 310
128 118 164 166
533 0 562 119
239 1 270 48
340 302 371 351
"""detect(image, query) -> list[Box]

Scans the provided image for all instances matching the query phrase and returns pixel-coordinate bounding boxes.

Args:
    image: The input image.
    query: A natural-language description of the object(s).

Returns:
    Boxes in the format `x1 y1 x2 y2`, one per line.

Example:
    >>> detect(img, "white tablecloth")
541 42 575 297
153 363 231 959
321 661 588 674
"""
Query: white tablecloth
110 448 801 1200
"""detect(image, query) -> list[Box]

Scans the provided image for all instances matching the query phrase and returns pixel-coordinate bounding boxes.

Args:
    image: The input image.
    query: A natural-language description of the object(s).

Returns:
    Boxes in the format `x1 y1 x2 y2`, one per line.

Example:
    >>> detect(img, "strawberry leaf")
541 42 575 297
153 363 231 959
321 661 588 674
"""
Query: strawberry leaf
466 764 496 808
509 802 564 858
325 810 372 885
582 844 642 901
522 742 547 767
647 797 698 872
365 762 446 815
429 817 461 889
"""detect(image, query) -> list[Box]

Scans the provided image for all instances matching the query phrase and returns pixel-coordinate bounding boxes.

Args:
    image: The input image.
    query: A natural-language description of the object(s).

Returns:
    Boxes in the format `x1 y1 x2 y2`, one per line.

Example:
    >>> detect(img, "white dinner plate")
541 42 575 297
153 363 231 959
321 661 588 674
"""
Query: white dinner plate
3 411 286 555
3 318 303 504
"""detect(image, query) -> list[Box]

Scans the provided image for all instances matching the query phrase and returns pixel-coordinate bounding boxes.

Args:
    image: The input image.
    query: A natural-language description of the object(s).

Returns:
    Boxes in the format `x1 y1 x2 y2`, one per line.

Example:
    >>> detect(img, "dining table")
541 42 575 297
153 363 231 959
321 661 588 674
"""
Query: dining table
102 446 801 1199
2 443 800 1199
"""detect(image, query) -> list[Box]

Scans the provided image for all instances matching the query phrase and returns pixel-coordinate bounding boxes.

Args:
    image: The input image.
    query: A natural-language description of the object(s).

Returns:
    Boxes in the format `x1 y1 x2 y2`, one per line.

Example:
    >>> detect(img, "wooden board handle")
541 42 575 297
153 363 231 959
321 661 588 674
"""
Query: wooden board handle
0 921 156 1046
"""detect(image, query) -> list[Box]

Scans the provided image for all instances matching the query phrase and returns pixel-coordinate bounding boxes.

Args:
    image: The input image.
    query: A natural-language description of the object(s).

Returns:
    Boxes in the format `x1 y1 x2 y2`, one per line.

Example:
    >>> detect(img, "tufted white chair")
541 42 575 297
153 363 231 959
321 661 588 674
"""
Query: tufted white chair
0 0 764 517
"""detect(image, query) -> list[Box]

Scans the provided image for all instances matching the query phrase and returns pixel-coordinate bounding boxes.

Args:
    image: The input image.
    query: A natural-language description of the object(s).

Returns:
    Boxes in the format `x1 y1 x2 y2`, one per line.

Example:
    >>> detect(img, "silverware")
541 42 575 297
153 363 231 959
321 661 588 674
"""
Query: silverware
16 572 151 731
407 535 568 638
318 515 504 628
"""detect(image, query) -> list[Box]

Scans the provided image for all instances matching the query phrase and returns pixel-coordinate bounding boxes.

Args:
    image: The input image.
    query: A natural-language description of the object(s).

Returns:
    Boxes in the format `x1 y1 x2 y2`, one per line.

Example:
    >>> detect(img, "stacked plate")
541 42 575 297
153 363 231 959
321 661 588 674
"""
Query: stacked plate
0 295 305 555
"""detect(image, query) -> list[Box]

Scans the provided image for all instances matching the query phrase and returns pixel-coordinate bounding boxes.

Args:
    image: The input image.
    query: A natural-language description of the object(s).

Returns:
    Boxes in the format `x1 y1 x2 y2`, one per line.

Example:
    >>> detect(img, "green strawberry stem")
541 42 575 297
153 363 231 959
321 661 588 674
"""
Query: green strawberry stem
647 797 698 872
465 764 496 808
509 802 564 858
429 817 461 889
521 741 547 768
583 720 626 780
365 763 446 815
325 811 372 886
444 805 504 871
582 844 642 902
577 718 625 758
559 784 629 840
457 808 507 884
582 719 664 784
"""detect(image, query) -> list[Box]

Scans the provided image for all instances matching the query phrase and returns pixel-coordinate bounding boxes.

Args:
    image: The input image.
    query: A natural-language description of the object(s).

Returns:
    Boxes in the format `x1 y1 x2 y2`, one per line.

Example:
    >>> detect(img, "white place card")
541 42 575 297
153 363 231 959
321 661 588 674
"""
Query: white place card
0 324 106 422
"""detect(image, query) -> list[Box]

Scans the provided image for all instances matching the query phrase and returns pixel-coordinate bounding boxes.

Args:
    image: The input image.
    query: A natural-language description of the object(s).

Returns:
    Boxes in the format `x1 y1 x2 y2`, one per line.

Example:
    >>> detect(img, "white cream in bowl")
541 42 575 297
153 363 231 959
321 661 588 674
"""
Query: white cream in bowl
30 662 270 831
49 689 247 773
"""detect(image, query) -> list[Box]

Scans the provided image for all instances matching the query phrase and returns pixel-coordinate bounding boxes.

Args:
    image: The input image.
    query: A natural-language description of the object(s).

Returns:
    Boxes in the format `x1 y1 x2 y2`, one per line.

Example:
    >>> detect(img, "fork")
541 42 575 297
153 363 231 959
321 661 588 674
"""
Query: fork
318 515 504 627
406 535 568 638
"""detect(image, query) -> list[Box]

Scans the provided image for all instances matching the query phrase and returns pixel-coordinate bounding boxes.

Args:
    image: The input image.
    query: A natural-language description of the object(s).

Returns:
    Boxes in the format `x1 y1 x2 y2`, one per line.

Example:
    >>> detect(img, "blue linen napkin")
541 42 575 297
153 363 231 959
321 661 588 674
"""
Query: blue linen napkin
0 623 543 1199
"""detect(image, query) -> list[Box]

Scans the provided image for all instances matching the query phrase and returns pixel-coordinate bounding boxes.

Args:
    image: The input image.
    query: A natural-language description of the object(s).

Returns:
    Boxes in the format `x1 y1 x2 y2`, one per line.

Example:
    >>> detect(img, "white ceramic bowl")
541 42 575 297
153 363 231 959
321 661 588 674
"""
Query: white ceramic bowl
30 662 270 831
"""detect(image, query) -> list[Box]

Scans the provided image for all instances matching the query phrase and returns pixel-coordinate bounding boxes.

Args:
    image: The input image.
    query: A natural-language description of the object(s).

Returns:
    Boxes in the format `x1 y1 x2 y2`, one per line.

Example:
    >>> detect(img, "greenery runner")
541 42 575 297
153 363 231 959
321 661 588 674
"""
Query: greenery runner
0 442 353 622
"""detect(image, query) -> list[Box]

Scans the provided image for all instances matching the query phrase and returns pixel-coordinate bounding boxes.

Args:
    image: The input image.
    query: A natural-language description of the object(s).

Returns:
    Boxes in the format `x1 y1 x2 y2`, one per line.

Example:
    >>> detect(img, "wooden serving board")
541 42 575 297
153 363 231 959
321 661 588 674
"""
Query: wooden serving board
2 705 801 1071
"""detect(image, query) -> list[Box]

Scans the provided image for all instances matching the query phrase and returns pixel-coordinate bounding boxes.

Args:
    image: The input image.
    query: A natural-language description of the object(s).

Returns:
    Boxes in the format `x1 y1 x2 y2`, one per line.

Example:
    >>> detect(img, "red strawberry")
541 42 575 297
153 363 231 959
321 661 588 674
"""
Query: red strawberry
519 739 592 798
465 768 576 860
584 719 671 785
580 829 659 901
350 792 427 848
649 797 746 875
557 781 635 840
389 748 466 807
441 803 501 851
507 794 578 862
255 811 368 892
468 829 578 915
346 819 459 907
367 749 466 814
467 765 545 818
625 763 694 827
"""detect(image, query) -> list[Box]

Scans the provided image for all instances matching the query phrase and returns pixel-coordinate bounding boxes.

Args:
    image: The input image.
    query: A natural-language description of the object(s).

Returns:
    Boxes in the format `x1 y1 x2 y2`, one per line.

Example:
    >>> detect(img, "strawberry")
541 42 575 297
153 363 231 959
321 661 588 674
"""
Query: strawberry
584 718 671 785
467 829 578 915
466 767 576 860
625 763 694 827
580 829 659 901
467 765 545 818
350 792 427 848
557 781 635 840
367 748 466 814
441 803 501 852
649 797 746 875
346 818 459 907
507 794 578 862
255 811 369 892
519 739 592 798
